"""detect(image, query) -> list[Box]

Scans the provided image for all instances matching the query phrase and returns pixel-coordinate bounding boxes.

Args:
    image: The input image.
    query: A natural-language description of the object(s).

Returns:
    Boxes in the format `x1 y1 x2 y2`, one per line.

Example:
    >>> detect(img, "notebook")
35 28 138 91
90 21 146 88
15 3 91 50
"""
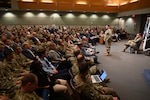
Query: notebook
91 70 108 83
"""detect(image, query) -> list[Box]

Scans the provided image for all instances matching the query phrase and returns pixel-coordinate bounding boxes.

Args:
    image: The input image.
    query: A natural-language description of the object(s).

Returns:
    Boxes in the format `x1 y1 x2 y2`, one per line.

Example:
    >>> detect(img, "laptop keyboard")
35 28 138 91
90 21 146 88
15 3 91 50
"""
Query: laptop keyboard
94 75 100 81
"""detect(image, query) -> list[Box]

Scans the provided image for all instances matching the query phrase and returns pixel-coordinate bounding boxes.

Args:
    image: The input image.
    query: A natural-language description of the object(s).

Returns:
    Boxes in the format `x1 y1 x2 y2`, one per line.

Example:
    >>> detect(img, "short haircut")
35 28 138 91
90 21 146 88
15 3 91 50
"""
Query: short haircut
21 73 37 87
36 49 46 57
74 49 81 57
12 44 20 51
30 60 42 72
77 54 84 63
22 42 29 48
79 62 89 74
4 48 14 57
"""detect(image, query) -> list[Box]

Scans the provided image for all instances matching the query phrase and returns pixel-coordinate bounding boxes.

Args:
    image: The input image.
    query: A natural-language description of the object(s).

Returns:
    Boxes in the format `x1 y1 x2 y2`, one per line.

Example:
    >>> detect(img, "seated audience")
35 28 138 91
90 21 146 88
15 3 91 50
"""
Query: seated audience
0 65 20 99
36 49 71 81
74 62 120 100
55 39 66 55
13 45 33 70
3 48 28 78
12 73 43 100
48 42 72 70
22 42 38 60
3 39 14 52
30 60 73 100
72 53 99 76
0 49 29 99
77 41 99 64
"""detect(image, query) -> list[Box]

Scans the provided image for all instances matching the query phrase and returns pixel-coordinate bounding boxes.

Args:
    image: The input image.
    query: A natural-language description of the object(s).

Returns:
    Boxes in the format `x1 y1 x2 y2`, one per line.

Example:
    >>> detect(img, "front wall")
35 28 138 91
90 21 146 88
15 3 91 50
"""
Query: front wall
0 11 118 27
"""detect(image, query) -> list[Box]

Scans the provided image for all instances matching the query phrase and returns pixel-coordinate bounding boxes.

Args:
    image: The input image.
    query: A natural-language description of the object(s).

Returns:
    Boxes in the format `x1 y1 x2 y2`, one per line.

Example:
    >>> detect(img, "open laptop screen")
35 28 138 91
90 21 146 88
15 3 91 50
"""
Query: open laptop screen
100 70 107 81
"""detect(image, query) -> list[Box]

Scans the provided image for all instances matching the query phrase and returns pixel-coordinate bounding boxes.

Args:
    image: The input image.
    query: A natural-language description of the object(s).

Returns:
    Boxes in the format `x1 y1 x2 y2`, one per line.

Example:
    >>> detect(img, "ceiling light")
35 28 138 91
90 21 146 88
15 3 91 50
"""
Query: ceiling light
76 1 87 5
107 4 119 6
21 0 34 2
120 2 128 6
41 0 53 3
130 0 139 3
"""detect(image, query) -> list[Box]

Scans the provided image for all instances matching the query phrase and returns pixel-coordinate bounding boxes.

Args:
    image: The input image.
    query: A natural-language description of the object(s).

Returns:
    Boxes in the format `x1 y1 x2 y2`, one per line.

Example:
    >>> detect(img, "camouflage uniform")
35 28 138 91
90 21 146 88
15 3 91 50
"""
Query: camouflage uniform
2 59 26 81
14 53 32 70
0 64 20 98
104 28 112 54
67 56 77 65
56 44 66 55
65 44 78 59
65 48 74 59
12 90 43 100
71 63 79 76
74 74 118 100
3 59 23 72
72 62 98 76
20 36 28 43
41 42 48 51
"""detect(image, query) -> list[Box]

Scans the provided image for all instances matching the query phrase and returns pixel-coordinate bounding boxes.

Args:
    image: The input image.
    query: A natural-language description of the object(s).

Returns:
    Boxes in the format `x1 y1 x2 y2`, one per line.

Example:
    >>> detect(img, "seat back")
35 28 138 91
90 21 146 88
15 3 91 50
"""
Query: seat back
36 88 50 100
68 68 74 78
70 78 81 100
70 78 92 100
130 40 142 53
136 39 142 49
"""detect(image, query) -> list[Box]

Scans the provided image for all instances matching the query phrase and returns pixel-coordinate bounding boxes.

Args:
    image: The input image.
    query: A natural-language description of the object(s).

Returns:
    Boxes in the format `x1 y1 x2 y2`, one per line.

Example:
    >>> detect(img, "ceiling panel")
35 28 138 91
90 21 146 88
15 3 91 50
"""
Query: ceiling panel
89 0 105 5
56 0 73 3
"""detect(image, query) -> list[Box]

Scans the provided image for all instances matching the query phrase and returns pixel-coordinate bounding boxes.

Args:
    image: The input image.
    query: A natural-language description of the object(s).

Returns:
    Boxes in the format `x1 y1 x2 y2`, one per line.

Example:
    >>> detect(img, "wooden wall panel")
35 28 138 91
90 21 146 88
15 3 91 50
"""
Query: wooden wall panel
38 3 57 10
119 0 129 5
119 1 140 12
17 0 150 12
119 4 129 12
140 0 150 9
105 0 119 5
73 4 90 11
18 1 38 9
57 0 73 3
57 3 73 11
105 6 119 12
89 5 105 12
89 0 105 5
127 1 140 10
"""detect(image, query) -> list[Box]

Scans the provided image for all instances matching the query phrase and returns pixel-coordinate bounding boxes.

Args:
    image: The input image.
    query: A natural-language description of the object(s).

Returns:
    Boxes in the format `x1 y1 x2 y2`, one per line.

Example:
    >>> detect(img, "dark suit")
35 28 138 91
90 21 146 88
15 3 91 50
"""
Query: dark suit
0 49 5 61
31 37 41 44
22 48 37 60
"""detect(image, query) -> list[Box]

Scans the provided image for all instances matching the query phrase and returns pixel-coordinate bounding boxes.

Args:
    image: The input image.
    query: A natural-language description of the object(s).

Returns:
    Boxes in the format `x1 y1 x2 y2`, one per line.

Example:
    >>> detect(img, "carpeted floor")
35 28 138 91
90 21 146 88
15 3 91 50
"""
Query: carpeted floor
95 40 150 100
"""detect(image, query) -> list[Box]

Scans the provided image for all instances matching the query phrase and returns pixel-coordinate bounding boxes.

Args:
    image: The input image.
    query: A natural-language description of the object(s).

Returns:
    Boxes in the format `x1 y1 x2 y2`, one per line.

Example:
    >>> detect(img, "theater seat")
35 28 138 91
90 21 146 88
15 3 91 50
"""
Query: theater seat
70 78 92 100
130 40 142 54
70 78 81 100
68 68 74 78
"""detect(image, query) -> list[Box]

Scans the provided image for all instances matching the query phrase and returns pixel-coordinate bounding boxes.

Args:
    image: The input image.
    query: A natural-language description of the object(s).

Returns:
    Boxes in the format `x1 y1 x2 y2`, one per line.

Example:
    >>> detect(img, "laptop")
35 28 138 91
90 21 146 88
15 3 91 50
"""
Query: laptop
91 70 108 83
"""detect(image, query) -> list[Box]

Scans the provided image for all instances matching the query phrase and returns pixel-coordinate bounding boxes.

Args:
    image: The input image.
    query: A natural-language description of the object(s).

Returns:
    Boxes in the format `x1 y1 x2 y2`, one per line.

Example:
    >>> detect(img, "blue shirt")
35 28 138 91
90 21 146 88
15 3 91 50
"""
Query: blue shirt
39 57 55 74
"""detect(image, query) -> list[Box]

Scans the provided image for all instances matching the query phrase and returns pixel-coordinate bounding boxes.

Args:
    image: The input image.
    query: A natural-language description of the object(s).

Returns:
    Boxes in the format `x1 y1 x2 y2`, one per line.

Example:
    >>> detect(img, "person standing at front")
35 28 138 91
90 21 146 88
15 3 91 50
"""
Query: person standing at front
104 25 112 56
